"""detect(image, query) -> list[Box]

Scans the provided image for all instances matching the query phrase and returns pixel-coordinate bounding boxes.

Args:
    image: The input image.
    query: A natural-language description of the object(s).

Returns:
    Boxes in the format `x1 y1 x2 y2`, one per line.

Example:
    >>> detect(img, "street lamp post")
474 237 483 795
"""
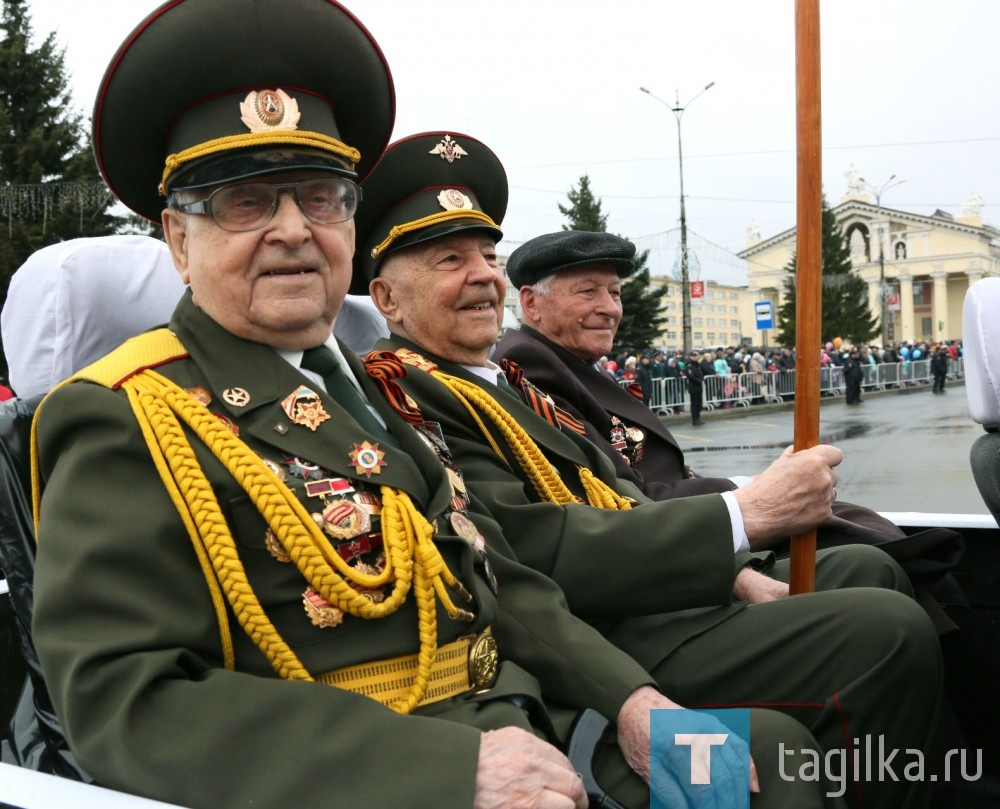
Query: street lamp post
859 174 905 348
640 82 714 355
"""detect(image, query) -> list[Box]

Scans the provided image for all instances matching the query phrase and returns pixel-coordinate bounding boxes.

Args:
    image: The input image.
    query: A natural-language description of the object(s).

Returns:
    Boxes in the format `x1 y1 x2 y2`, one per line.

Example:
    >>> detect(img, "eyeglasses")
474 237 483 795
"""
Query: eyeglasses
172 177 361 232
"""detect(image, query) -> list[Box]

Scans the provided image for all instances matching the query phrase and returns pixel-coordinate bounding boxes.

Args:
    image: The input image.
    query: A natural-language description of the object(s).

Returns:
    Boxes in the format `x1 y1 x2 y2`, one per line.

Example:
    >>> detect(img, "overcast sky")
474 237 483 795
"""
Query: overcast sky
25 0 1000 286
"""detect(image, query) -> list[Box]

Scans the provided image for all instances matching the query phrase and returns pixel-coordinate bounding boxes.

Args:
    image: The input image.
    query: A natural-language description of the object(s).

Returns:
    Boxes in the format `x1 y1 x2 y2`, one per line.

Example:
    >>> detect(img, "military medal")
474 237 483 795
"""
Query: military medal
335 532 382 563
469 630 499 688
303 588 344 628
222 387 251 407
284 456 329 481
262 458 286 481
625 426 645 443
393 347 438 373
305 477 355 498
450 511 485 553
186 387 212 406
319 499 372 540
281 386 330 431
349 441 387 477
349 559 387 603
264 528 291 563
353 489 382 515
213 413 239 437
609 417 627 452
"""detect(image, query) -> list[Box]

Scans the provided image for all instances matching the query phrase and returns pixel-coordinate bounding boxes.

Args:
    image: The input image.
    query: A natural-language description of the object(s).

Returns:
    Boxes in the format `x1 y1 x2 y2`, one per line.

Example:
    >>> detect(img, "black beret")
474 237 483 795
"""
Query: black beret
352 131 507 295
506 230 636 289
93 0 395 222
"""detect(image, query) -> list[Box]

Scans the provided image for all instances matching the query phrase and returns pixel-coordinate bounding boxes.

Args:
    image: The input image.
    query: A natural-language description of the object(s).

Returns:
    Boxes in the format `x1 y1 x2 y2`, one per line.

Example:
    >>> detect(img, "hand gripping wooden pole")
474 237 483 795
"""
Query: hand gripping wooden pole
790 0 822 595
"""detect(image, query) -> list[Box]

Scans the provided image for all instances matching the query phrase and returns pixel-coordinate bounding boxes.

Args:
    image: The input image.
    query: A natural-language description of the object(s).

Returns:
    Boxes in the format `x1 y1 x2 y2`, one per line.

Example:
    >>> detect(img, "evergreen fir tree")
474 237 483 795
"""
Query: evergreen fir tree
775 196 879 348
0 0 123 375
615 260 668 354
558 175 607 231
556 175 666 351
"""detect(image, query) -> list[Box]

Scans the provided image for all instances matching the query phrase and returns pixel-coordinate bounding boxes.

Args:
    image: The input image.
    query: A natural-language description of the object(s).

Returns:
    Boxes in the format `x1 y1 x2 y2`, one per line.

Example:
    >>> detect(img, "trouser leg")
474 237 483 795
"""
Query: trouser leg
592 707 846 808
771 544 912 595
646 588 942 809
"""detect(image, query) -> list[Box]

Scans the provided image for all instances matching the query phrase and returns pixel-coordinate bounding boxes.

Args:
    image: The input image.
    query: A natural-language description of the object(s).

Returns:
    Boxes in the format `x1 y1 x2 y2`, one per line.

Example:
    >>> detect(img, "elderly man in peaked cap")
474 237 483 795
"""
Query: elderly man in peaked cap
360 130 943 809
495 230 963 621
26 3 729 808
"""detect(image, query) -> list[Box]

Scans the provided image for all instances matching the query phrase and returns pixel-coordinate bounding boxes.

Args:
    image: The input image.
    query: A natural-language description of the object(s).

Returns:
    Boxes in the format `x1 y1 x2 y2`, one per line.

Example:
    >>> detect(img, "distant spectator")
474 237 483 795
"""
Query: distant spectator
637 350 655 406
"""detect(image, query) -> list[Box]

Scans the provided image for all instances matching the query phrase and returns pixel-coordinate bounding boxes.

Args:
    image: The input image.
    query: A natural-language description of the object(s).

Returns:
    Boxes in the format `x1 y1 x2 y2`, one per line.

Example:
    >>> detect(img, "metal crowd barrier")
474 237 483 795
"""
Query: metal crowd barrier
608 358 964 417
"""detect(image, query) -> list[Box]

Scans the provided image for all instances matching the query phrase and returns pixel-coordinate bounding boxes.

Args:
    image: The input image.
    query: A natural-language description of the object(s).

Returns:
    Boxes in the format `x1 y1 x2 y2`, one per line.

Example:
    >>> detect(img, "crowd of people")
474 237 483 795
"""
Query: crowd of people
596 339 963 417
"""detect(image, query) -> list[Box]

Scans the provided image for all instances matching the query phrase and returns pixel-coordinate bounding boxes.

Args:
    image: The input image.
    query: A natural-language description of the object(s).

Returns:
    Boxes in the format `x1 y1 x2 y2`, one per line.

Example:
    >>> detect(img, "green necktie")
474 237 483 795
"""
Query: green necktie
495 371 520 399
301 346 397 446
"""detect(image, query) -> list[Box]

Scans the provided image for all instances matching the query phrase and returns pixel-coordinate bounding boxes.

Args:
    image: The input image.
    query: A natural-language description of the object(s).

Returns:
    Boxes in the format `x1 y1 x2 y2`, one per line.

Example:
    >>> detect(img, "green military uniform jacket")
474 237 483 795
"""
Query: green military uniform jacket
376 336 768 673
31 293 655 809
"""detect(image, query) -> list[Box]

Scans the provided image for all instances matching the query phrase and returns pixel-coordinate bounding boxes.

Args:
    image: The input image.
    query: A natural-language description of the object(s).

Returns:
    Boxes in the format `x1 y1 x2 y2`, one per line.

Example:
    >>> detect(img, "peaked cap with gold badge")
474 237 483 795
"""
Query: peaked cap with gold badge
93 0 395 222
351 131 508 294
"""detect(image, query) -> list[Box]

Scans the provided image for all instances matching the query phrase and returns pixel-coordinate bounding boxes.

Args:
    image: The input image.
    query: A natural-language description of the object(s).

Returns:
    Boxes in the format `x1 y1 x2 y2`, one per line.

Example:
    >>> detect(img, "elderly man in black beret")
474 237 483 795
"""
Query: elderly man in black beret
359 130 944 809
26 4 742 808
496 231 962 612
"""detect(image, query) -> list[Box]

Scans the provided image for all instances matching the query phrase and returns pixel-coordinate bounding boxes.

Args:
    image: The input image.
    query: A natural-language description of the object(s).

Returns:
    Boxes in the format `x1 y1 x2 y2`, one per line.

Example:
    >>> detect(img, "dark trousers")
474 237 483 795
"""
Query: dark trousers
845 378 862 404
933 373 947 393
688 384 702 422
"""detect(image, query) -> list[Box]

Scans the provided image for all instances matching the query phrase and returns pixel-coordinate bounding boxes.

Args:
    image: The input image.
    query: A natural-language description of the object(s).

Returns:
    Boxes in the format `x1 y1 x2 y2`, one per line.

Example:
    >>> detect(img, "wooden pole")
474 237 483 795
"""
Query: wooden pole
789 0 822 595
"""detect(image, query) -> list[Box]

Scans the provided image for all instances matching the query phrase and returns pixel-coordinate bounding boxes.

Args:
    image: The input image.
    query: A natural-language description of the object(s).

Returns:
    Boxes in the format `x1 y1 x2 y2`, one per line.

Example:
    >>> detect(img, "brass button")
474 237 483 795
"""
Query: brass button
469 629 499 688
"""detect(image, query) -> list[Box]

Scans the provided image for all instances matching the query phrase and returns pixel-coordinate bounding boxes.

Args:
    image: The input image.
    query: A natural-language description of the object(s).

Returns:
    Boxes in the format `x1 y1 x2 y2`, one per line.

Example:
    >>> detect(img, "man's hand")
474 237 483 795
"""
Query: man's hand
732 567 789 604
617 686 758 805
734 444 843 549
474 727 587 808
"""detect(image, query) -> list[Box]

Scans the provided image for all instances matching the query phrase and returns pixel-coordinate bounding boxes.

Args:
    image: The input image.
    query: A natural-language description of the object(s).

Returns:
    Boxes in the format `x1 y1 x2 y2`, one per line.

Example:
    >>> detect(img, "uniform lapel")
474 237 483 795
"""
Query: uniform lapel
381 336 596 472
171 297 432 506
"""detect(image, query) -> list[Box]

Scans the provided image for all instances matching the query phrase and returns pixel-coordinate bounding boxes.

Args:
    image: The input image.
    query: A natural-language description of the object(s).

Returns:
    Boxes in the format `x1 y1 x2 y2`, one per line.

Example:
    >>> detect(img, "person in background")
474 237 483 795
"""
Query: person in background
636 350 654 406
931 344 949 394
685 350 706 425
844 345 865 405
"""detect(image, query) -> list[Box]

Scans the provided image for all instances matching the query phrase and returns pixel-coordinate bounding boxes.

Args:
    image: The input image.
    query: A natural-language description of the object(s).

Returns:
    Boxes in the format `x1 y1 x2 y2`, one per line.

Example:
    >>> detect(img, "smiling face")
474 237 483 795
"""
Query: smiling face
369 232 504 366
161 171 354 349
519 266 623 364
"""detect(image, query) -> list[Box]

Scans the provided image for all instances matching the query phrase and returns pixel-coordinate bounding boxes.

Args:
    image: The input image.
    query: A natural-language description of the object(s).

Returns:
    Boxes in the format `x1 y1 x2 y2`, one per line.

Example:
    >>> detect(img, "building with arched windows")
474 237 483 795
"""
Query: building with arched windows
738 185 1000 346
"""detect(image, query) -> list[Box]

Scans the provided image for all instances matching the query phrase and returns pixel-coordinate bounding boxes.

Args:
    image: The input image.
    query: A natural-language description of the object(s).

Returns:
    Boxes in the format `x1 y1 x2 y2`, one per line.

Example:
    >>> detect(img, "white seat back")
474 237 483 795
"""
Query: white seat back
963 277 1000 426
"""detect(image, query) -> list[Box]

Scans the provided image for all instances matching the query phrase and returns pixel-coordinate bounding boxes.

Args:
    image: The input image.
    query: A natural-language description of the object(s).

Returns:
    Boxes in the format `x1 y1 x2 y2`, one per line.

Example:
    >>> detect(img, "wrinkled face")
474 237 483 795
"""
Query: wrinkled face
370 233 504 366
520 266 622 364
161 171 354 349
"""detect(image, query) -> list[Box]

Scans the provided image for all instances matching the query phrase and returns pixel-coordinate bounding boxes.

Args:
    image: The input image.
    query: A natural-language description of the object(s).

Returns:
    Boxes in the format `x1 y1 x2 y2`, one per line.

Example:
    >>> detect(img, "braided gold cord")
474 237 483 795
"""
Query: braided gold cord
431 372 631 511
117 369 467 713
122 383 236 670
578 466 633 511
159 131 360 194
432 372 576 505
370 209 499 260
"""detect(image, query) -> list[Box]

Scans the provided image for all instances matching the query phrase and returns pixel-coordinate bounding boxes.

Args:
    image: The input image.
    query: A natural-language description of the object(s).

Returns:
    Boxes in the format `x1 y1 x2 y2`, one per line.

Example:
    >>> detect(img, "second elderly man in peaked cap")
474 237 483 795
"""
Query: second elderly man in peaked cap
359 130 943 809
494 230 963 621
26 2 742 808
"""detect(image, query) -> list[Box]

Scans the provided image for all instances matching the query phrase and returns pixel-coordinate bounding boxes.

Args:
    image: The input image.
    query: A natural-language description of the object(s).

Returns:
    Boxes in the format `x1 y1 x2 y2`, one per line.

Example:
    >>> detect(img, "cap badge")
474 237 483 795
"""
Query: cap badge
437 189 473 211
428 134 468 163
240 89 301 133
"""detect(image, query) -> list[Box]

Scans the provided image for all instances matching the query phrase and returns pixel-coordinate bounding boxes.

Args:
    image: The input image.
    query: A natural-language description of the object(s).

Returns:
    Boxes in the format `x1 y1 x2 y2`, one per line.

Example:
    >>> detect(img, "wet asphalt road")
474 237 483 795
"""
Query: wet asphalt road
666 381 987 515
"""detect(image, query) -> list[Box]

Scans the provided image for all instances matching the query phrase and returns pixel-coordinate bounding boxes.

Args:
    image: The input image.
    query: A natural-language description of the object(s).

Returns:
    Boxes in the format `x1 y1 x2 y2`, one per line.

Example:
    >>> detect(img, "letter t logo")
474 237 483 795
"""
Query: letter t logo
674 733 730 784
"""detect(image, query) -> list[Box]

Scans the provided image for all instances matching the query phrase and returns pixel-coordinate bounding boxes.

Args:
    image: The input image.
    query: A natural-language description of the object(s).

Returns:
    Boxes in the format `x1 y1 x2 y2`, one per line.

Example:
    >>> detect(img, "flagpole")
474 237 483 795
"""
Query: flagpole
789 0 822 594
